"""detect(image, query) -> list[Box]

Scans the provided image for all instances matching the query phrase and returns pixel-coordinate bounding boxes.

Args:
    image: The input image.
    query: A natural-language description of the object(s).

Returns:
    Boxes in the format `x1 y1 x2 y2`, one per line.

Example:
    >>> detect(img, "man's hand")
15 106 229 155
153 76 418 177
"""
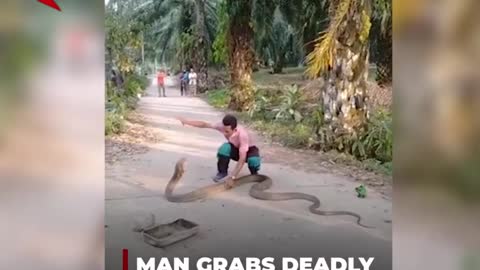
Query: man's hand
224 176 235 189
175 116 186 125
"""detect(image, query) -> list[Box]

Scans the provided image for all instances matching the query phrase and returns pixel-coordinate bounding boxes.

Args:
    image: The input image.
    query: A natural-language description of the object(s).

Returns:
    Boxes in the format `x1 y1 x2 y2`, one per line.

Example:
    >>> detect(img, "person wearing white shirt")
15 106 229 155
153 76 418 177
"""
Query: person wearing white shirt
188 68 198 96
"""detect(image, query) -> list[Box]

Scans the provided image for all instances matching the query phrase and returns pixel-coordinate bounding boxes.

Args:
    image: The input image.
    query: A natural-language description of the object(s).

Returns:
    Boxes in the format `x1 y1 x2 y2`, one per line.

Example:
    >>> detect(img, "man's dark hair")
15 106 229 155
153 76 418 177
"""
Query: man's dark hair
222 114 237 129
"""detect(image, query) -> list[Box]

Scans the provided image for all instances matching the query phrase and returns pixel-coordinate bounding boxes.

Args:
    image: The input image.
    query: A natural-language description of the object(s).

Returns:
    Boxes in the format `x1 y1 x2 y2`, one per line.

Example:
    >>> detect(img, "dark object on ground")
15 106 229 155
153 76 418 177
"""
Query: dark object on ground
142 218 199 248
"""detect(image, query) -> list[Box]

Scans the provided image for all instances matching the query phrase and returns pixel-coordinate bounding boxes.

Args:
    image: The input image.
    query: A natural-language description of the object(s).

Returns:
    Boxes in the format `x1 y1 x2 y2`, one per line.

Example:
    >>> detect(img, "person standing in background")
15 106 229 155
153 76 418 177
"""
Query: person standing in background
157 69 166 97
179 70 187 96
188 68 198 96
182 69 190 96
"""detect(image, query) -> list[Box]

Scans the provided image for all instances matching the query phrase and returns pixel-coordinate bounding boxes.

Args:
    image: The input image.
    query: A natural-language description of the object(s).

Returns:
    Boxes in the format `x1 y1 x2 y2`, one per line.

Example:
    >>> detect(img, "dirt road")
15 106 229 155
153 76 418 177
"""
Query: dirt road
105 76 392 270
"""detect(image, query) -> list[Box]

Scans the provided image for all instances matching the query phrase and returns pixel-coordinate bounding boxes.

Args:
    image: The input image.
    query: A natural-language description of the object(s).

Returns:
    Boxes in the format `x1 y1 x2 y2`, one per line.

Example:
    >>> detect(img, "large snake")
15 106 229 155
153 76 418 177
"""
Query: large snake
165 158 373 229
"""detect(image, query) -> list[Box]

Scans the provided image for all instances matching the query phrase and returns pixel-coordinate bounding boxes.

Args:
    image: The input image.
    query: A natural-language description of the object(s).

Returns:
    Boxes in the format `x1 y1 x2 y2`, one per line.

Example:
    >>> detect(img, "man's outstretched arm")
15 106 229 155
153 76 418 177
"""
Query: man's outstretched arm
176 117 213 129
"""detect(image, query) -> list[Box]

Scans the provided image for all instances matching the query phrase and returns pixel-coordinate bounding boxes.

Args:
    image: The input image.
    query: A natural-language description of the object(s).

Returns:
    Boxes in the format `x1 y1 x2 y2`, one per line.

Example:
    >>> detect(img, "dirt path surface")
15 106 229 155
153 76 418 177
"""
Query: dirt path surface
106 77 392 270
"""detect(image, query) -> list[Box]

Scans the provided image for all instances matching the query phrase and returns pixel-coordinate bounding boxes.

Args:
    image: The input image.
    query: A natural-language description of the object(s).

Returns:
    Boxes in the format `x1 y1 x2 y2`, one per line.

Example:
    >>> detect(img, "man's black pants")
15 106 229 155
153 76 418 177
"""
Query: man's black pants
217 143 261 175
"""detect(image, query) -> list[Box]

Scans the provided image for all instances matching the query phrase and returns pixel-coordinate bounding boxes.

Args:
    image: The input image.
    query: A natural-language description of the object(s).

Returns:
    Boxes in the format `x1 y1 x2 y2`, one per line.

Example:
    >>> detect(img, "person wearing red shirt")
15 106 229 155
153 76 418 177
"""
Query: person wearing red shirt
157 70 166 97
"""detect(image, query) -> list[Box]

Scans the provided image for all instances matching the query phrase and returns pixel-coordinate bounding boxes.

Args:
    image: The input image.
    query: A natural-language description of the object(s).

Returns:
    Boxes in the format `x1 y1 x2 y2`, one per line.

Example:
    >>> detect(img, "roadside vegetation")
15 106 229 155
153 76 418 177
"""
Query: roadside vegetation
105 8 150 135
206 68 392 176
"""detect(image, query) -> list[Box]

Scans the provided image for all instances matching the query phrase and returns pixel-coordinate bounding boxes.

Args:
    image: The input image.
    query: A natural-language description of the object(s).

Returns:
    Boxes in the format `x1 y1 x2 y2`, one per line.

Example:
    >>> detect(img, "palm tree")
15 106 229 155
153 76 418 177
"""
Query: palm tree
193 0 209 92
225 0 255 111
226 0 277 111
306 0 389 134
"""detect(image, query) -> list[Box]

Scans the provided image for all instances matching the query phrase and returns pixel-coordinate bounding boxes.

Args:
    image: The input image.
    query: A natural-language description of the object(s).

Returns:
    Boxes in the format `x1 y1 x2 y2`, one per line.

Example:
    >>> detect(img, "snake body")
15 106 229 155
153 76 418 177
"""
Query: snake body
165 158 373 228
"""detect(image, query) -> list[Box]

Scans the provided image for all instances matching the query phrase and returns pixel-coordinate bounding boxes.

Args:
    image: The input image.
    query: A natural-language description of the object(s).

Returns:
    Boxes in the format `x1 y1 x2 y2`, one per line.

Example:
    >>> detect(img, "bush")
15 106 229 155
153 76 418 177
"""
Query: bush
363 159 393 176
248 86 304 122
206 88 230 108
124 73 149 98
106 92 127 115
105 92 127 136
284 123 313 147
248 90 275 120
314 109 393 163
105 111 124 135
250 121 313 148
272 85 304 122
131 73 150 90
361 109 393 162
104 72 149 135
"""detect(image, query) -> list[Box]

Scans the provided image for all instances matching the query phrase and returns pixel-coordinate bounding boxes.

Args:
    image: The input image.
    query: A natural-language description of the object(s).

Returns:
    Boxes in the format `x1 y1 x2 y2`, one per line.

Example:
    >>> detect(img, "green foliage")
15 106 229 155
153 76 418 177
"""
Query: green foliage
286 123 313 147
106 13 142 75
272 85 304 122
306 0 354 78
124 77 141 97
362 109 393 162
363 159 392 176
134 0 219 68
314 109 392 163
105 73 149 135
106 111 125 135
277 0 330 63
251 121 313 148
310 105 325 130
372 0 392 35
247 84 305 122
370 0 392 84
256 8 298 72
248 93 273 119
176 31 196 67
105 86 127 136
212 0 229 65
206 88 230 108
206 83 392 175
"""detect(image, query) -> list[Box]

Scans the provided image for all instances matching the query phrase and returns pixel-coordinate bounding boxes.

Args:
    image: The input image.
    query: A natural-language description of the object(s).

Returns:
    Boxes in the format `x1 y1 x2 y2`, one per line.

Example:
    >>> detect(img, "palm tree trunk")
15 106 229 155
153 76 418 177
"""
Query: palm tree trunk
322 1 371 134
272 52 285 74
194 0 208 92
227 0 255 112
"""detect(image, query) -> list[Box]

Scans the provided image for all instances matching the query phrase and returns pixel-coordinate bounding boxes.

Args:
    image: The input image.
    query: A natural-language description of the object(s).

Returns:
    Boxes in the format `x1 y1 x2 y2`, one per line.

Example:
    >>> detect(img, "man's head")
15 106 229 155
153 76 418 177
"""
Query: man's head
222 114 237 138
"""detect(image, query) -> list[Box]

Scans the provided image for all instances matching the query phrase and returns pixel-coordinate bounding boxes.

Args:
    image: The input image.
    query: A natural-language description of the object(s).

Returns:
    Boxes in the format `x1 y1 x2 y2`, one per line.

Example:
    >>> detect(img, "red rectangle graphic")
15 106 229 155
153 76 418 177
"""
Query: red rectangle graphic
123 249 128 270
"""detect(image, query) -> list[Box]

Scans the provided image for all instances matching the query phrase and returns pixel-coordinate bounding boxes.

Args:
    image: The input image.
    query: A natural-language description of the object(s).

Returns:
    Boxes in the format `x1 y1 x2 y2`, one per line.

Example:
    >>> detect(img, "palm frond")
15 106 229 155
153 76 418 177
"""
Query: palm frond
305 0 353 78
305 30 335 77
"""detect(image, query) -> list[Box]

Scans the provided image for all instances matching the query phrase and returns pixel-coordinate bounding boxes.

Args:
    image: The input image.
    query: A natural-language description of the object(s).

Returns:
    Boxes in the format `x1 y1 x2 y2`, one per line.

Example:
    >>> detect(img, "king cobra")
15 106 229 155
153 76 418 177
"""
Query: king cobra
165 158 373 229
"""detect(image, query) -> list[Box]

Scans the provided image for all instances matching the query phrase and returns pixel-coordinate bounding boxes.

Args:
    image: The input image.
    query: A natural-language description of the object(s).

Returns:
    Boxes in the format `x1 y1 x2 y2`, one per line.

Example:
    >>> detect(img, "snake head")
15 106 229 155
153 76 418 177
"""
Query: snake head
175 158 187 175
